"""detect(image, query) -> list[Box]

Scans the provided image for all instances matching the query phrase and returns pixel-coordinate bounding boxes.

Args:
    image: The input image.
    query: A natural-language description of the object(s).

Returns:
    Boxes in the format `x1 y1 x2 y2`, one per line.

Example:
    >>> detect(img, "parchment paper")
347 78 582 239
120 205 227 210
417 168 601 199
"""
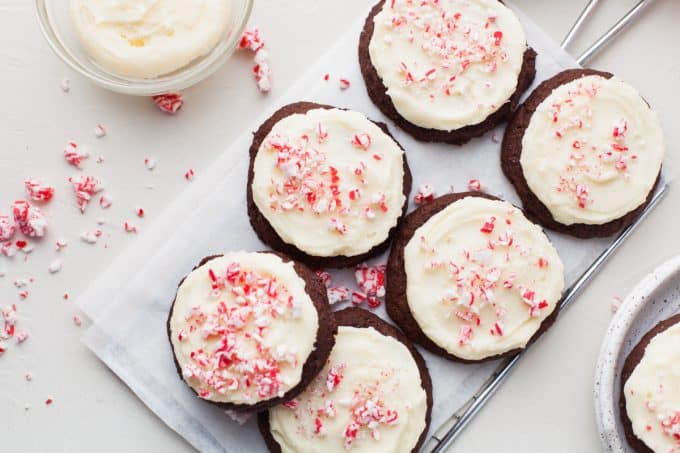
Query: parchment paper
76 4 645 452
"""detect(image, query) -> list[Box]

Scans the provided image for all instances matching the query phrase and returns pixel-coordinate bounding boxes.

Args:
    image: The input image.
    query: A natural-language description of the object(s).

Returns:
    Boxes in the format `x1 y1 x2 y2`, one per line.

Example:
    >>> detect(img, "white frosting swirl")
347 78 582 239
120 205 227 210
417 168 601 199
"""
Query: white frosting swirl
269 325 428 452
520 75 664 225
624 321 680 453
70 0 232 79
368 0 527 131
252 108 406 258
404 197 564 361
169 252 319 405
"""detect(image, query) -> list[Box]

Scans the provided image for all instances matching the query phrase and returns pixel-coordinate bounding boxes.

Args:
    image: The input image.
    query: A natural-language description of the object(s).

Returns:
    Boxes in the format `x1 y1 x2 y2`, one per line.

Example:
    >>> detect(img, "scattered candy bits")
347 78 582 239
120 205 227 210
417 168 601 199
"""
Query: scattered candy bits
48 259 63 274
353 263 386 309
12 200 48 238
0 215 17 241
24 179 55 202
63 141 89 169
94 124 107 138
468 179 483 192
68 175 103 213
414 184 436 205
152 93 184 115
238 27 272 93
1 304 19 356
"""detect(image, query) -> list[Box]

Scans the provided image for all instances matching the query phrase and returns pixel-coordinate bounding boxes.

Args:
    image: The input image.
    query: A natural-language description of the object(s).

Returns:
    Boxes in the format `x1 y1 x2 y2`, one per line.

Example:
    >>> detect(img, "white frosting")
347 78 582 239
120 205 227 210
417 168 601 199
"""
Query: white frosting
269 325 428 452
521 75 664 225
368 0 527 131
252 108 406 258
169 252 319 405
70 0 232 79
624 321 680 452
404 197 564 361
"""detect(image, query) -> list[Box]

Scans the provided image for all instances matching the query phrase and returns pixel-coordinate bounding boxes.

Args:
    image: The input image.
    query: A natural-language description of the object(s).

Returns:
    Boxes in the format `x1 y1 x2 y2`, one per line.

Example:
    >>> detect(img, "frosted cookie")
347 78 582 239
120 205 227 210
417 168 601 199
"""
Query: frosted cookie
386 193 564 362
359 0 536 145
248 102 412 269
621 314 680 453
502 69 664 238
167 252 336 412
259 307 432 453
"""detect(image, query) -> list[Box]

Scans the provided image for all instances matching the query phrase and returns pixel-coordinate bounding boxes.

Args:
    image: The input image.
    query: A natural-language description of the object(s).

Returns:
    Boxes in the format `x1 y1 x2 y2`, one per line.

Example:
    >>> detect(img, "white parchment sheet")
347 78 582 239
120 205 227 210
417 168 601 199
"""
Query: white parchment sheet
76 4 648 452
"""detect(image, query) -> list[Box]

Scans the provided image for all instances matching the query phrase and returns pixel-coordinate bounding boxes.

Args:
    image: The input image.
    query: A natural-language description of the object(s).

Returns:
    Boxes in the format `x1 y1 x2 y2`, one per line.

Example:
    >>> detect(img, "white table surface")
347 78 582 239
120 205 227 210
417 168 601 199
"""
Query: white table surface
1 1 678 452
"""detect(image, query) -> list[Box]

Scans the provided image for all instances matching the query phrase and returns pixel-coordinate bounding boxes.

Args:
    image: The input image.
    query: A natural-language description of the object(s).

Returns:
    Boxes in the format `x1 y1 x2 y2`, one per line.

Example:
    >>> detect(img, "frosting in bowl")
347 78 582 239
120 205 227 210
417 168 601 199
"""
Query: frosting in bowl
70 0 232 78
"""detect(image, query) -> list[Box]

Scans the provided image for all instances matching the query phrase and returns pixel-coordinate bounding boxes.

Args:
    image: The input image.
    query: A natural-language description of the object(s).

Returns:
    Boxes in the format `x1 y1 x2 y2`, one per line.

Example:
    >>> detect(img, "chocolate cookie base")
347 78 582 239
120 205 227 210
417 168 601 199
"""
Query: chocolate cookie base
247 101 412 269
385 192 561 363
619 313 680 453
501 68 662 238
359 0 537 146
258 307 433 453
166 251 337 413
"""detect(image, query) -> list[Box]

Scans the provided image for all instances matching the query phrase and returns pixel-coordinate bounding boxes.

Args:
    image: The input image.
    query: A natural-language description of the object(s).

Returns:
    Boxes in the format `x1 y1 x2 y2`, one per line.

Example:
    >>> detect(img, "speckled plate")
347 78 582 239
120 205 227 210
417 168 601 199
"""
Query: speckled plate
595 255 680 452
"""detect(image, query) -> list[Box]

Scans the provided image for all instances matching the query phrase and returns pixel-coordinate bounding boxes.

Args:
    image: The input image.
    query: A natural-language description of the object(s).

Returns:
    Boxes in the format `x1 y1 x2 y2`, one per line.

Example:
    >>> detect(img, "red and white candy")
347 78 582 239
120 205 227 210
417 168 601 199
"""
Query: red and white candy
12 200 48 238
152 93 184 115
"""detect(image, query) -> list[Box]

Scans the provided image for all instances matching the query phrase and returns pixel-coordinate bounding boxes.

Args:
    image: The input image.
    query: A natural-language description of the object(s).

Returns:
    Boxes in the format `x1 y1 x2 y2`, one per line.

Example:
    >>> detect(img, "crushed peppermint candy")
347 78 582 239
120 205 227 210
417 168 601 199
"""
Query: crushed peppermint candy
99 195 113 209
353 263 386 309
55 239 68 251
94 124 107 138
0 215 17 241
1 304 19 356
253 49 272 93
24 179 55 202
185 169 196 181
239 27 272 93
48 259 62 274
80 230 102 244
238 27 265 52
144 158 157 171
328 286 351 305
63 142 89 168
414 184 436 205
68 176 103 213
73 315 82 327
12 200 48 238
339 78 351 90
123 221 138 233
468 179 483 192
152 93 184 115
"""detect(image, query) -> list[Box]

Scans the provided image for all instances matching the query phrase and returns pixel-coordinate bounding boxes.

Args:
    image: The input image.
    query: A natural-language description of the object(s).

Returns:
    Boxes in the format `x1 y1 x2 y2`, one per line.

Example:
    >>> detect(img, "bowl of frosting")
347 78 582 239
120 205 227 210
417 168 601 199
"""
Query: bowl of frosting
36 0 254 95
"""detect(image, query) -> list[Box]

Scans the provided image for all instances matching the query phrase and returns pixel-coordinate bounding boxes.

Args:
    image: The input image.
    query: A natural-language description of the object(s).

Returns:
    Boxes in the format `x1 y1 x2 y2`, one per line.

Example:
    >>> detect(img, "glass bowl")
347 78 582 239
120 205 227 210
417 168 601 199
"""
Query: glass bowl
35 0 254 96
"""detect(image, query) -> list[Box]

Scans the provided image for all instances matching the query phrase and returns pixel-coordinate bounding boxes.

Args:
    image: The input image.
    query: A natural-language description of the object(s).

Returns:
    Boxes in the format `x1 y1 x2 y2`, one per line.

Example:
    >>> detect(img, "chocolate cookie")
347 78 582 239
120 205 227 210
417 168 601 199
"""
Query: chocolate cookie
258 307 433 453
386 192 564 363
248 101 412 269
359 0 537 145
167 251 337 412
619 314 680 453
502 69 663 238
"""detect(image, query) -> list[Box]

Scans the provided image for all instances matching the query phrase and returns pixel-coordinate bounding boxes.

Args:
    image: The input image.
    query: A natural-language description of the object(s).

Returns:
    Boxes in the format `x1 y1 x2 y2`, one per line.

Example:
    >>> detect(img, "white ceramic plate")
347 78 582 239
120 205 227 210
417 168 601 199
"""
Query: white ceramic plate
595 255 680 452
